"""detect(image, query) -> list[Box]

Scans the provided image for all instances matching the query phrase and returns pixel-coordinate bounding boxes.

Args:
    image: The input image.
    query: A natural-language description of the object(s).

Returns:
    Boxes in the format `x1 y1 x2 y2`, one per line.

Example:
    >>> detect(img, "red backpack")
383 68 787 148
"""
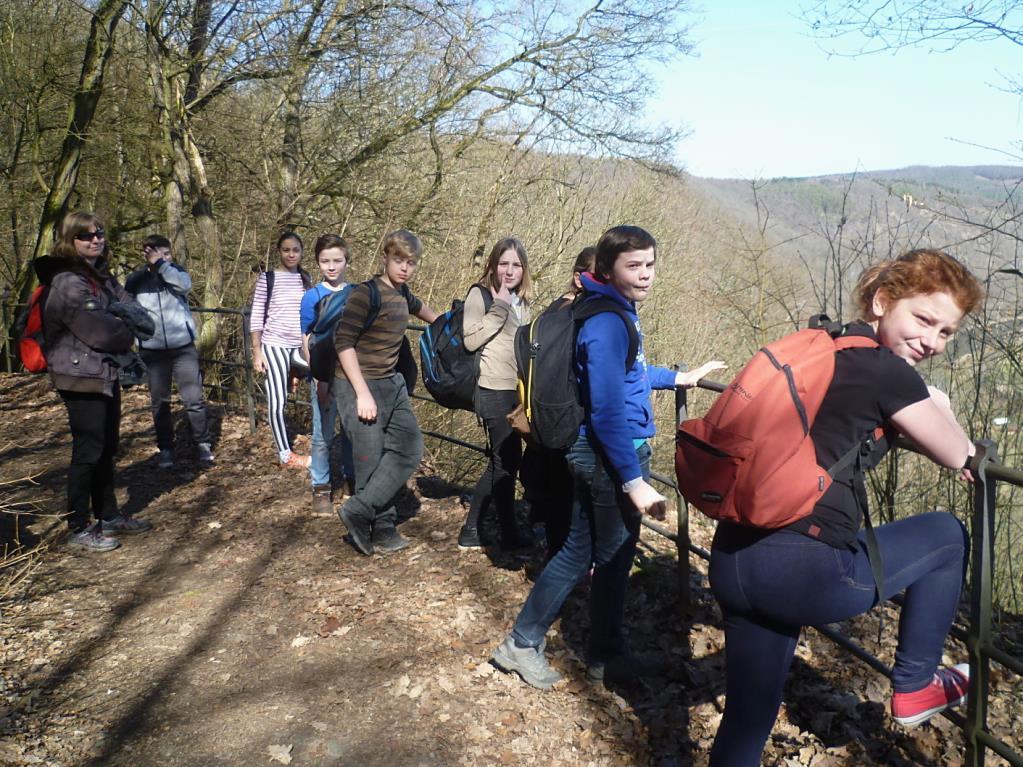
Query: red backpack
675 317 883 529
16 285 49 373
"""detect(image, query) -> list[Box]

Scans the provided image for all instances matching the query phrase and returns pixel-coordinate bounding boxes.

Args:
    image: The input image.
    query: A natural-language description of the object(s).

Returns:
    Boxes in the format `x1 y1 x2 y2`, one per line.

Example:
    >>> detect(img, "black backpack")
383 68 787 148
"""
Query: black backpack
418 284 495 411
513 295 639 450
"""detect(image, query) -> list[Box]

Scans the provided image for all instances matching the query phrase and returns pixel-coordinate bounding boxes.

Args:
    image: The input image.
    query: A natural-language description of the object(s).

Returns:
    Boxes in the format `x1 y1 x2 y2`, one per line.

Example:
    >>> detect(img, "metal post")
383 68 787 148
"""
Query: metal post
674 363 690 613
965 439 998 767
240 307 257 434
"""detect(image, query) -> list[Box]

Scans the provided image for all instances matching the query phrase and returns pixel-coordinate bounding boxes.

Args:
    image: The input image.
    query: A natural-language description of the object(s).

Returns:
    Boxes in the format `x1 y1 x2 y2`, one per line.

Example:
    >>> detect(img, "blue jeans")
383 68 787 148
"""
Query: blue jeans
510 436 649 662
708 511 968 767
309 379 353 487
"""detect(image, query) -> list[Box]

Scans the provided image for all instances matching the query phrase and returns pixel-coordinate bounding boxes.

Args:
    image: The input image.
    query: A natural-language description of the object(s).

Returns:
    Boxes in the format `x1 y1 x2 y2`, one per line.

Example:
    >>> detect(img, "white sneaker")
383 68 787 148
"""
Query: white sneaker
197 443 214 465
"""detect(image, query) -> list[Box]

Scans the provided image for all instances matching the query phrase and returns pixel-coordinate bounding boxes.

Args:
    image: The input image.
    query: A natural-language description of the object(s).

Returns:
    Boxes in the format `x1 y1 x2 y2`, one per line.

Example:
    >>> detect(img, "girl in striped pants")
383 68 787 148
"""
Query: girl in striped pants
250 232 312 468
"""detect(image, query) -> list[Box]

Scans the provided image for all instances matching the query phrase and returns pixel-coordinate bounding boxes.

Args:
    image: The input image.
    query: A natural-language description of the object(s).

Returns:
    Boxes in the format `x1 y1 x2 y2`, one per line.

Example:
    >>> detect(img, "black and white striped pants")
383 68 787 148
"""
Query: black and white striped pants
262 344 306 462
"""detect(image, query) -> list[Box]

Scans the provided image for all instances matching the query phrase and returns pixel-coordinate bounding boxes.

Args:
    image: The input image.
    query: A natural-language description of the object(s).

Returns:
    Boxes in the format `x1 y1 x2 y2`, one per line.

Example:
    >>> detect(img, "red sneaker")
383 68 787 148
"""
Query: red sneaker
891 663 970 727
282 453 311 470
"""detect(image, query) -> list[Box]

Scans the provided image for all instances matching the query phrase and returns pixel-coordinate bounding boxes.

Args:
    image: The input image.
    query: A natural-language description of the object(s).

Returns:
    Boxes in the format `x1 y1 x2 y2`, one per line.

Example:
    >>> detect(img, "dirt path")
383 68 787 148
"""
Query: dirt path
1 374 1020 766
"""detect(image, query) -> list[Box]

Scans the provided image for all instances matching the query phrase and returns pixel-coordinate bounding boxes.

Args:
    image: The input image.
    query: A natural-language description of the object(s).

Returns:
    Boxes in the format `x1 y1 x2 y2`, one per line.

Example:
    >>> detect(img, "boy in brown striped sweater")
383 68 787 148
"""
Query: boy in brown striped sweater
334 230 439 555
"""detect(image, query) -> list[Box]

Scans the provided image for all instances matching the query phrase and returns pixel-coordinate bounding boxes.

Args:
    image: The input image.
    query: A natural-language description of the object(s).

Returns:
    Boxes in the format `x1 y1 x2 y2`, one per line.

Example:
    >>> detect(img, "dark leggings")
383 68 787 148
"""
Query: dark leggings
464 388 522 535
59 388 121 530
708 512 968 767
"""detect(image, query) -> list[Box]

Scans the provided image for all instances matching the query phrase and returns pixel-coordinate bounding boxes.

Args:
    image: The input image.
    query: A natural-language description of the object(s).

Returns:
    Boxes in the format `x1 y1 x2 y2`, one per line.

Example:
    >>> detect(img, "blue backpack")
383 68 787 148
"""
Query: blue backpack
307 284 357 382
419 284 494 411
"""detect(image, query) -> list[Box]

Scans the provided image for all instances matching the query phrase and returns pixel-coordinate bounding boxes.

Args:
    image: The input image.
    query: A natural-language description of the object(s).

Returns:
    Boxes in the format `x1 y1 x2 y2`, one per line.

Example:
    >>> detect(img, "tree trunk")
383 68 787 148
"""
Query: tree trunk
31 0 129 267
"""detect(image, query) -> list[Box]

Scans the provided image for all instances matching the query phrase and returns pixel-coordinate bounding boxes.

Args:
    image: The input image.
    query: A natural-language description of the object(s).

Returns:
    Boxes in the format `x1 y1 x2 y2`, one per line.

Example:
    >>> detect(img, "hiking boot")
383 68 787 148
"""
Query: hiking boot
157 449 174 469
102 515 153 535
372 527 411 552
586 651 667 685
891 663 970 727
457 526 482 549
67 522 121 552
311 484 333 514
339 506 373 556
197 442 214 465
282 453 311 470
491 636 562 690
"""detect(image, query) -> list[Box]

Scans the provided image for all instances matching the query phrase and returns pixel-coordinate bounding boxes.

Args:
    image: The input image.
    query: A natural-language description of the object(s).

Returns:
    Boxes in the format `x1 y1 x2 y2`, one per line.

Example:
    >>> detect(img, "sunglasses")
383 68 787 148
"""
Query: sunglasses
74 229 106 242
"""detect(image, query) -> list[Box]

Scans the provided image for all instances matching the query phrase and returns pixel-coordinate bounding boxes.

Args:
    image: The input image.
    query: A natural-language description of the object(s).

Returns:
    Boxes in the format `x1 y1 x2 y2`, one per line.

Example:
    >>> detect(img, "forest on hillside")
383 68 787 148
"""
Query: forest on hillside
3 0 1023 614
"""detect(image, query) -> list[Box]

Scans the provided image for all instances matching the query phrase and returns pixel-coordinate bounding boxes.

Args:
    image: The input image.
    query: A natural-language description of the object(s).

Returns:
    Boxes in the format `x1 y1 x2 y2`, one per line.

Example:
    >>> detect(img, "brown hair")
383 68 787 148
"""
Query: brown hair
856 249 983 320
381 229 422 262
478 237 533 301
53 211 111 261
569 246 597 294
314 233 349 261
595 225 656 279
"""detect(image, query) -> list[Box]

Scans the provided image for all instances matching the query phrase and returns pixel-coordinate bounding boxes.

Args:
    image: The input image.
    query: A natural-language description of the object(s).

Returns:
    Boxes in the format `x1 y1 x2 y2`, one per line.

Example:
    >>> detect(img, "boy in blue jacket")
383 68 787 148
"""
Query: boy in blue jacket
492 225 724 688
125 235 212 468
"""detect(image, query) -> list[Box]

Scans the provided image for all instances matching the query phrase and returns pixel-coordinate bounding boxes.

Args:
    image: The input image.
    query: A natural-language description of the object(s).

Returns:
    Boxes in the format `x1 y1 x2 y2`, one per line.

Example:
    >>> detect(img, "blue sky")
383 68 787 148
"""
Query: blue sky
649 3 1023 179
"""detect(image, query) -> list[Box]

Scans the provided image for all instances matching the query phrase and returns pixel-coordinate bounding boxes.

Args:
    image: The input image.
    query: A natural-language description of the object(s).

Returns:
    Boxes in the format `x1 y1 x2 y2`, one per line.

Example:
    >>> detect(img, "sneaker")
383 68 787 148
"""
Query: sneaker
339 506 374 556
101 515 153 535
67 523 121 552
311 484 332 515
587 651 667 685
157 449 174 469
457 526 483 549
282 453 311 470
891 663 970 727
372 527 410 552
197 443 214 465
491 636 562 690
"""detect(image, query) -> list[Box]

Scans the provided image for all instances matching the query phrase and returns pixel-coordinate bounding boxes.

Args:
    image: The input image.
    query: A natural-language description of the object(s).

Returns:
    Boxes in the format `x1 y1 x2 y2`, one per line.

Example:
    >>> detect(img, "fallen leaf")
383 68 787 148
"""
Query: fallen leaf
290 635 311 649
318 617 341 637
267 743 293 764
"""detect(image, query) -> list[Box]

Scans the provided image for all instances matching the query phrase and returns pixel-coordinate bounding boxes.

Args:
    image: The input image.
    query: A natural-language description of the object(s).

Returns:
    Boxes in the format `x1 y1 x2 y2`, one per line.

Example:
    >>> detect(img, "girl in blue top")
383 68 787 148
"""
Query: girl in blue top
492 225 724 688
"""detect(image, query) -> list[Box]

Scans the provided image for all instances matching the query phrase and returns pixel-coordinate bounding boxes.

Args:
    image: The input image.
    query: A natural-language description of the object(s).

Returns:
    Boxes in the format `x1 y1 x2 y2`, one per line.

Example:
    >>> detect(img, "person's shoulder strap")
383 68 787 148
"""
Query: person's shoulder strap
470 283 493 312
574 297 640 369
399 282 417 312
263 270 275 326
361 279 382 334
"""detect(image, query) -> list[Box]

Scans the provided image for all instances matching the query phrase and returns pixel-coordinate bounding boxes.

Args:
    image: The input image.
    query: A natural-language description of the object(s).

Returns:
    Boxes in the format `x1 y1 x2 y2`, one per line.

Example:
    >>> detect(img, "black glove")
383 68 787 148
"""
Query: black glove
108 301 156 340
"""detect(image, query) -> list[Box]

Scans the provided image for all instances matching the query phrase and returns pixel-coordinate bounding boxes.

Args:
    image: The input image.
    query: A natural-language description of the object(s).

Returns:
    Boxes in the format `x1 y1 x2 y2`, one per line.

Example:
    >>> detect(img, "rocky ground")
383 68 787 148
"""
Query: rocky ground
0 373 1020 766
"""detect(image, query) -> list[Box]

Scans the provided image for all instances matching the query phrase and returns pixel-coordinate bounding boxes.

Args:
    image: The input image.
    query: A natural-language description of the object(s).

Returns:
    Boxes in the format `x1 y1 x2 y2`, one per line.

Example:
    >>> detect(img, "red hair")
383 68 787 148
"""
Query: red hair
856 249 983 320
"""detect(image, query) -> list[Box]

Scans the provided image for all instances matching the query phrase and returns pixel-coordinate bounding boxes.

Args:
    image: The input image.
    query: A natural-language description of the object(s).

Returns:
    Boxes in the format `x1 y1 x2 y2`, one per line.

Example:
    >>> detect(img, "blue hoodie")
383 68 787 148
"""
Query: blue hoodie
575 273 677 485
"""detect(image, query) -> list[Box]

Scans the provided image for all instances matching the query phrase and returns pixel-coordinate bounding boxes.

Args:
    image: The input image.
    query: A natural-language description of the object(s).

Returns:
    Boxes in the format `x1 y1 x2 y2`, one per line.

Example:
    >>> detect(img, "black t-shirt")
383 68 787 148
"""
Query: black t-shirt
785 321 930 548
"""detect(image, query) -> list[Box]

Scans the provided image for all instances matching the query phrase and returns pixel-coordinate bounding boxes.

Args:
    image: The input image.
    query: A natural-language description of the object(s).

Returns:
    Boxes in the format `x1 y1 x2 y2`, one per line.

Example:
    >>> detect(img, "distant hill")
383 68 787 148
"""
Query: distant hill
685 165 1023 269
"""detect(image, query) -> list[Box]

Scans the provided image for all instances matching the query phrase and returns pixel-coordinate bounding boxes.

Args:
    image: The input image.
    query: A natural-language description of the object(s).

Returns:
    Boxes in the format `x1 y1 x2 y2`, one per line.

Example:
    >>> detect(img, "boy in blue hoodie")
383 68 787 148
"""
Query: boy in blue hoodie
492 225 725 689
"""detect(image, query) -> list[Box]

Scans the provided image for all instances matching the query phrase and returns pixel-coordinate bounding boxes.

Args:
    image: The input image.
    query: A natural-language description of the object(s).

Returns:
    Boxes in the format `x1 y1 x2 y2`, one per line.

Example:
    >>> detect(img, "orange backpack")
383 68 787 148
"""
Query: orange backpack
675 317 882 529
15 285 49 373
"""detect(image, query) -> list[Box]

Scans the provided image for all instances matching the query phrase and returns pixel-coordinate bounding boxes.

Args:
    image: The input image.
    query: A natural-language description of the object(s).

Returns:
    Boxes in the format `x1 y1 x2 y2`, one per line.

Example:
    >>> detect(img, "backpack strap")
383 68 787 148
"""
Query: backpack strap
362 279 382 335
826 427 888 602
574 297 640 370
263 270 275 329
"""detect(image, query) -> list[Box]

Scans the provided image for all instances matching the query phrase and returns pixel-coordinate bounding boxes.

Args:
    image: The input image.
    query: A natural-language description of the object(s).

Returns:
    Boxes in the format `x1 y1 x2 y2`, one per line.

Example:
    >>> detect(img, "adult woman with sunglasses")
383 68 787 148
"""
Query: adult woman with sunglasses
39 211 154 551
